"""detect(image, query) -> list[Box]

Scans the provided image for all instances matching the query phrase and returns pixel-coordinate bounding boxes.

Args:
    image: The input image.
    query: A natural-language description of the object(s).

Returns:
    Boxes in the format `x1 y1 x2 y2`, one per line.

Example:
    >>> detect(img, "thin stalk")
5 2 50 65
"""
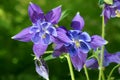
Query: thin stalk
98 7 105 80
84 65 90 80
107 64 120 80
65 54 75 80
45 51 53 54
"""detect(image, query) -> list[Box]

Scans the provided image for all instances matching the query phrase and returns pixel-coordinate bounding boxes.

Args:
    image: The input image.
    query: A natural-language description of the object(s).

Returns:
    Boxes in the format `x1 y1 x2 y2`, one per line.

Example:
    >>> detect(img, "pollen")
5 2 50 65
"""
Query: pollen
42 34 46 39
75 41 80 48
115 9 120 17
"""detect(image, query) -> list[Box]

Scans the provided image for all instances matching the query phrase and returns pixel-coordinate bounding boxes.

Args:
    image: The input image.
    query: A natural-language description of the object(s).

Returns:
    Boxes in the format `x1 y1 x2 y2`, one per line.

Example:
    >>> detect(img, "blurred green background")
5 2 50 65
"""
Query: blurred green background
0 0 120 80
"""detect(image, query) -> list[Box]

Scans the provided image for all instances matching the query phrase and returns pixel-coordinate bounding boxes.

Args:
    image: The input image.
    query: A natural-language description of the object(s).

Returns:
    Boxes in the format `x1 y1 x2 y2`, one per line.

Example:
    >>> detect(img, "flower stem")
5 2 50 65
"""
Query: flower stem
107 64 120 80
84 65 90 80
45 51 53 54
65 54 75 80
98 7 105 80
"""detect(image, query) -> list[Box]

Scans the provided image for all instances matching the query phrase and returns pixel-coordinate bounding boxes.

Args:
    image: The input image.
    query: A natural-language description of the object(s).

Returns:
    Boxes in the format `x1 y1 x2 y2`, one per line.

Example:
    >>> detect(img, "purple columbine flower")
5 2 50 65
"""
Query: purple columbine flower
86 49 120 69
12 2 61 59
53 13 107 71
102 0 120 23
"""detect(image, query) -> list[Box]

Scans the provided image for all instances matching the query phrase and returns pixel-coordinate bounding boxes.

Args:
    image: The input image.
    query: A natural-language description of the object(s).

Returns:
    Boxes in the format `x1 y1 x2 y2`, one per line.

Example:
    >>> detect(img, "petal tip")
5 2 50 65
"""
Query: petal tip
11 36 15 39
76 12 80 15
29 2 33 5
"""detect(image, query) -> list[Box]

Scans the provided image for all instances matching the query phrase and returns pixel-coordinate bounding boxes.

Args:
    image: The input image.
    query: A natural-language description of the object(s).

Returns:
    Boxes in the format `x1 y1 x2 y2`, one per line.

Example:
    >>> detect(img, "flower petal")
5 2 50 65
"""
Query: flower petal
107 52 120 64
45 5 61 24
33 41 48 58
42 33 51 44
71 12 84 30
31 32 41 43
71 51 87 71
80 32 91 42
51 36 64 49
47 26 57 37
12 27 32 42
35 59 49 80
102 7 111 23
85 58 98 69
90 35 107 49
28 2 44 23
53 45 67 57
56 27 71 43
80 41 91 53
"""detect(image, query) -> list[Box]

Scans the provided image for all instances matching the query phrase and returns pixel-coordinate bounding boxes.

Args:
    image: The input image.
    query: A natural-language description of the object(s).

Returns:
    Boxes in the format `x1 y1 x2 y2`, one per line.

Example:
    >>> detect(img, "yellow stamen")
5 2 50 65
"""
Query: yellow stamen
42 34 46 39
115 10 120 17
75 41 80 48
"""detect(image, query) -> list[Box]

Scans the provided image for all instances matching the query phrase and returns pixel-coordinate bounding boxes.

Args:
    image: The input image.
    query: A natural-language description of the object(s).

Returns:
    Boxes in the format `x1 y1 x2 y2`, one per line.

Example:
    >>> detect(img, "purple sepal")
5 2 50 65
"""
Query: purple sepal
71 12 84 30
28 2 44 23
53 45 67 57
71 52 87 71
45 6 61 24
33 41 48 59
11 27 32 42
90 35 107 49
107 52 120 64
85 58 98 69
56 27 71 43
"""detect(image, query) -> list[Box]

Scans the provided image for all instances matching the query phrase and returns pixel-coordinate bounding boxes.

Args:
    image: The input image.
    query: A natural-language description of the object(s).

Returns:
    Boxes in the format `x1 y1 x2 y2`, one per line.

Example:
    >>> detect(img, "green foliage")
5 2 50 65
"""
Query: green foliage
104 0 113 4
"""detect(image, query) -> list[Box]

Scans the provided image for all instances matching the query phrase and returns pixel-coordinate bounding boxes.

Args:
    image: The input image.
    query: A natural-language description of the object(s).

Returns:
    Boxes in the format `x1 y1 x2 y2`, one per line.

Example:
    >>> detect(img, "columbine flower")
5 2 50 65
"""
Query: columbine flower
53 13 107 71
102 0 120 23
12 2 61 59
35 58 49 80
86 49 120 69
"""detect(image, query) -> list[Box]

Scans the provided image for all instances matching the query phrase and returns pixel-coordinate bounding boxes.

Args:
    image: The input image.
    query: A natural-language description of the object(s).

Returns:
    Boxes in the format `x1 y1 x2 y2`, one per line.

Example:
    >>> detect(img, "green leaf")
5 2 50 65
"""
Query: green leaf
104 0 113 4
98 0 104 5
59 10 70 22
44 54 56 61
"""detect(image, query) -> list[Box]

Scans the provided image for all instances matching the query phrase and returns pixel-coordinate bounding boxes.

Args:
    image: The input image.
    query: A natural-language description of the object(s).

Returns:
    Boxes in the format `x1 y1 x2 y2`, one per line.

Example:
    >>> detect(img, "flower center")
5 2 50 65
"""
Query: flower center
115 9 120 17
42 34 46 39
75 40 80 48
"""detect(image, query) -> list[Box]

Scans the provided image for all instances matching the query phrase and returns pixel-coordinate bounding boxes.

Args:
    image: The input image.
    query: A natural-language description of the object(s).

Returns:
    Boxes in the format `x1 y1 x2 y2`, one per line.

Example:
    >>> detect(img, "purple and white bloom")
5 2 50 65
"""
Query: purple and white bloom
86 50 120 69
12 2 61 59
35 58 49 80
102 0 120 23
53 13 107 71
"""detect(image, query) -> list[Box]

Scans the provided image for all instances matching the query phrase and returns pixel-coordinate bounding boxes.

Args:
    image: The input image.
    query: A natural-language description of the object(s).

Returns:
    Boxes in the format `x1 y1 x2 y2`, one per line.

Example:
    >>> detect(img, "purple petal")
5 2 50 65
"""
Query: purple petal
47 26 57 37
80 41 91 53
42 33 51 44
45 5 61 24
35 59 49 80
51 36 64 49
31 32 41 43
71 12 84 30
53 45 67 57
85 58 98 69
71 51 87 71
101 7 111 24
33 41 48 59
56 28 71 43
67 44 78 56
107 52 120 64
28 2 44 23
80 32 91 42
12 27 32 42
90 35 107 49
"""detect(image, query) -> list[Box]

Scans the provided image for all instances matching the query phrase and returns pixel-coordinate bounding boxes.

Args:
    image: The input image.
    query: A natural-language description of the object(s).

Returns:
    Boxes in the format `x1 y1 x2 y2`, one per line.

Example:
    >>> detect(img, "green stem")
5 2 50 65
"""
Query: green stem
45 51 53 54
107 64 120 80
98 7 105 80
65 54 75 80
84 65 90 80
